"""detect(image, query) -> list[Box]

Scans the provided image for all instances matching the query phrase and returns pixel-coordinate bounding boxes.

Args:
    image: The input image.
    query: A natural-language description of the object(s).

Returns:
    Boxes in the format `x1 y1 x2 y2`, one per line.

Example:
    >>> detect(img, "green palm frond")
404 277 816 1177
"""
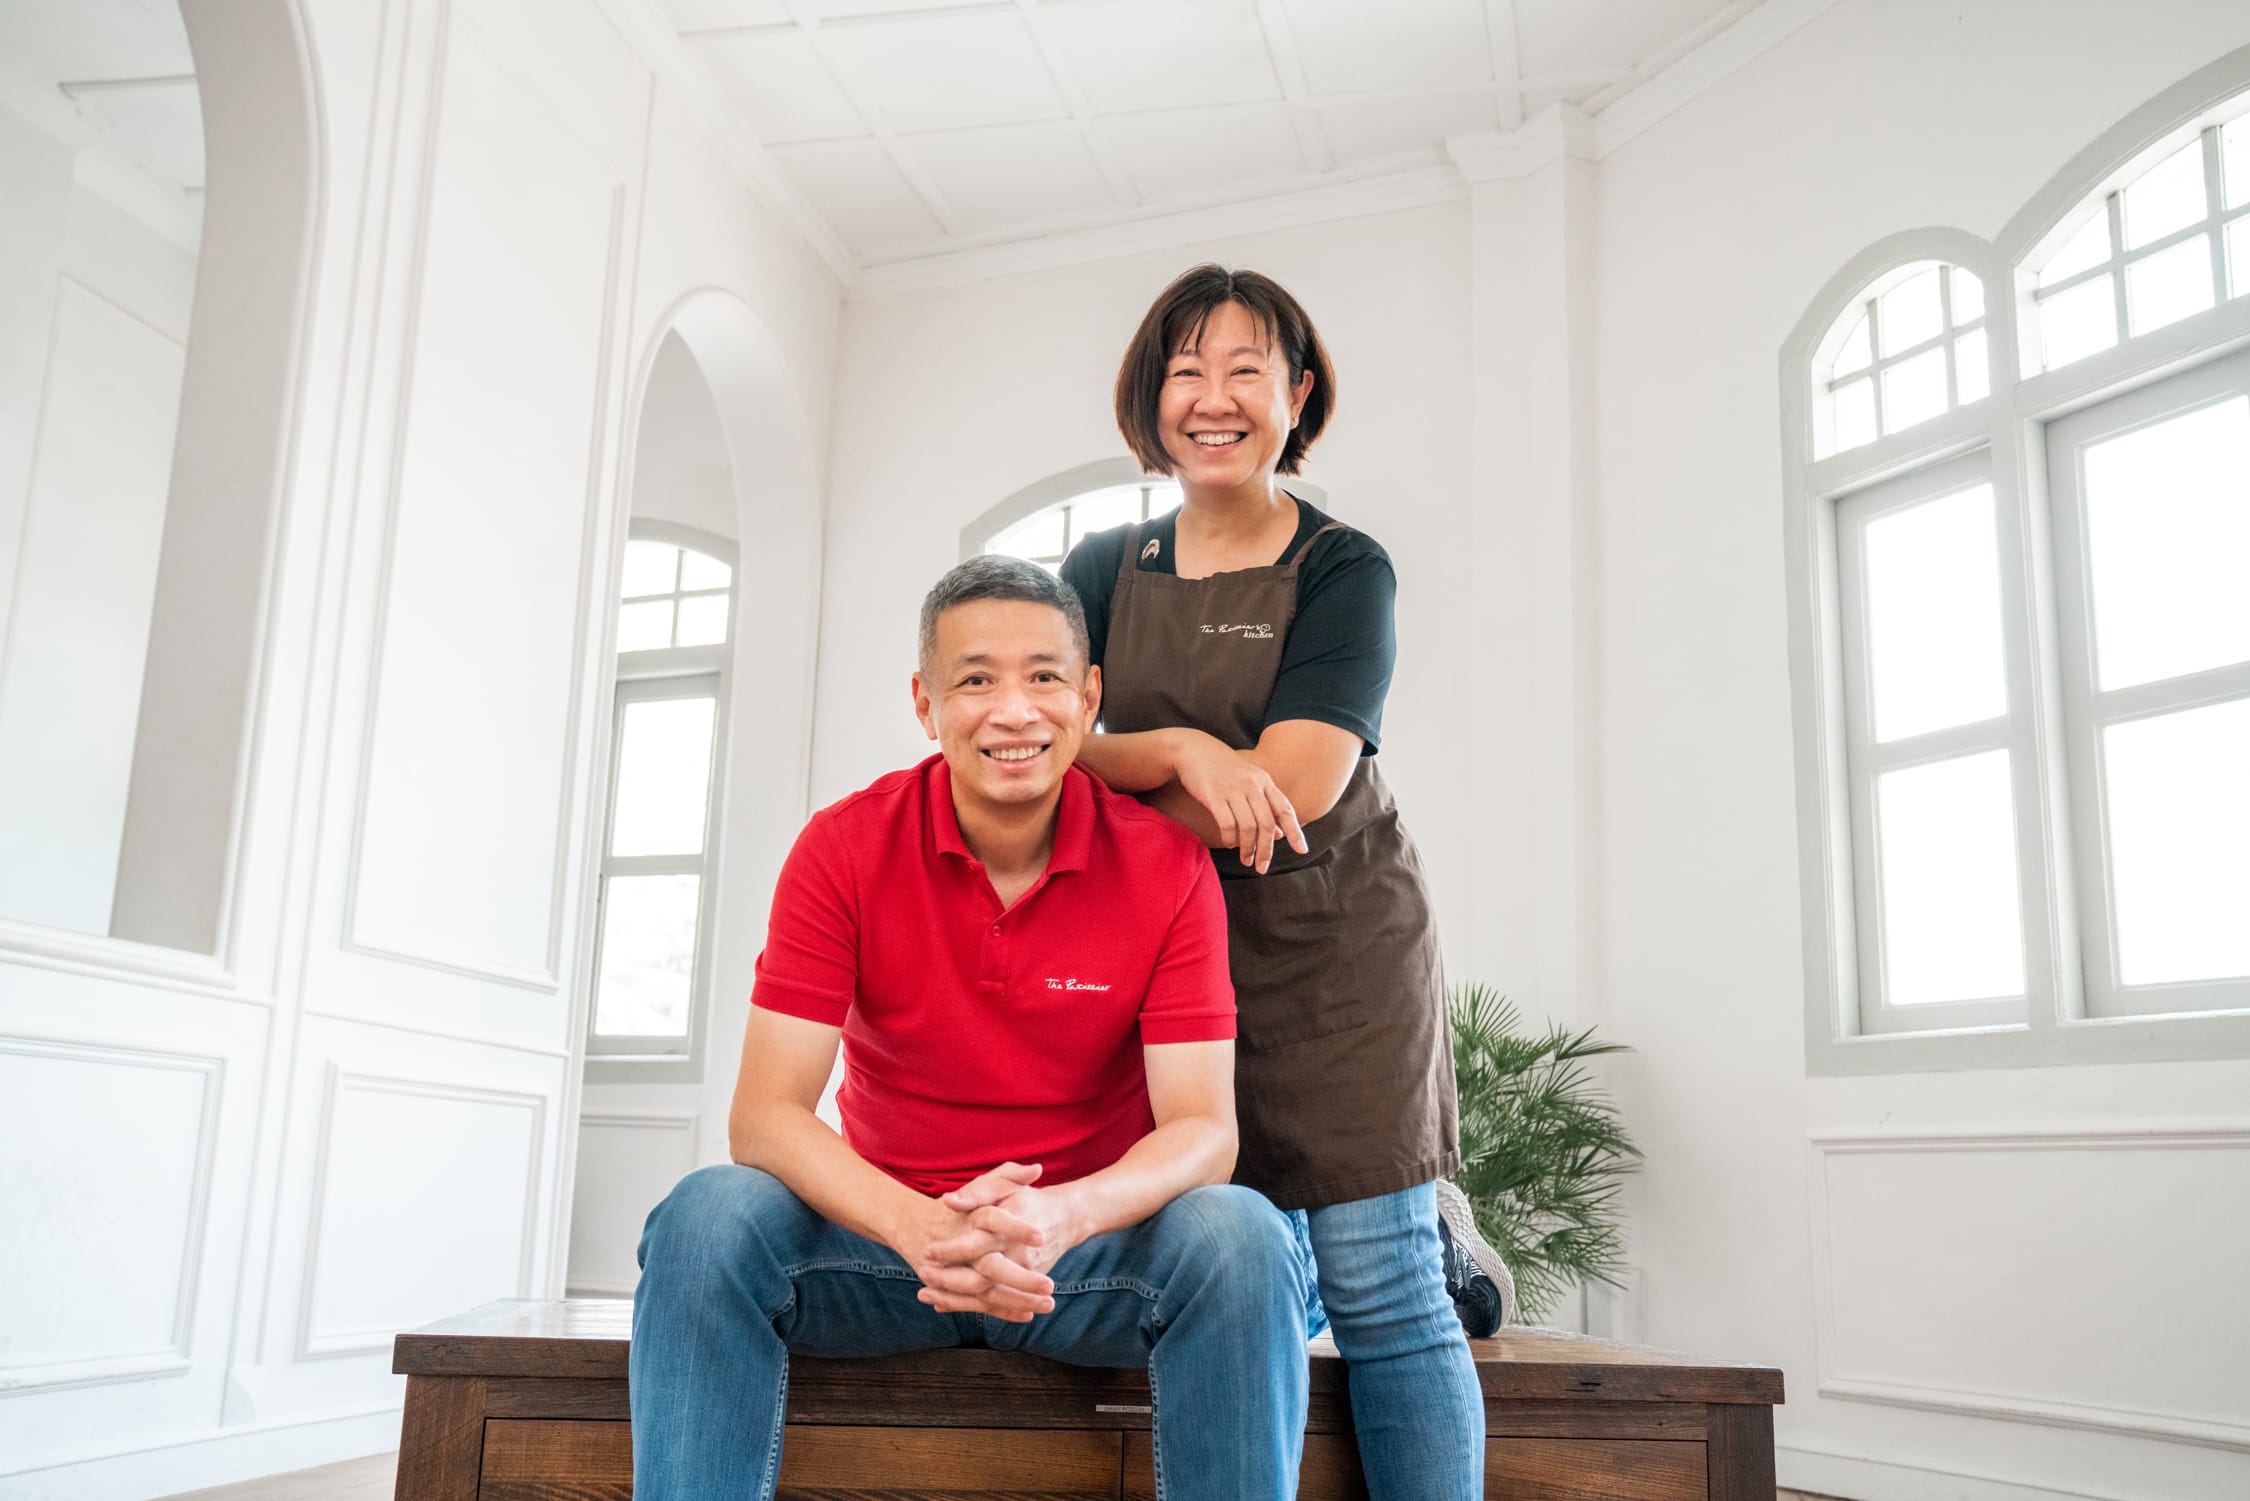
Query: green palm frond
1449 983 1640 1323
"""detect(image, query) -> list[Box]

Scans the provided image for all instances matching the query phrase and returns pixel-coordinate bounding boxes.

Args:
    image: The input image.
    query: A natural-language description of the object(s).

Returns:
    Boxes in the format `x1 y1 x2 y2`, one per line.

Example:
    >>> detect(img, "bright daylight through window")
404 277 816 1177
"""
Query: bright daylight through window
1787 83 2250 1069
590 535 734 1060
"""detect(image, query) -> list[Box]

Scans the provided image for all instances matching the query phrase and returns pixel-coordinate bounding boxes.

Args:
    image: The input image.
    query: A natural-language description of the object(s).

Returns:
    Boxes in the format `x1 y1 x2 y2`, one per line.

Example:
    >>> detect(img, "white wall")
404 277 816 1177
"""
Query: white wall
1590 3 2250 1499
814 203 1479 960
0 161 193 935
629 331 739 542
0 0 838 1495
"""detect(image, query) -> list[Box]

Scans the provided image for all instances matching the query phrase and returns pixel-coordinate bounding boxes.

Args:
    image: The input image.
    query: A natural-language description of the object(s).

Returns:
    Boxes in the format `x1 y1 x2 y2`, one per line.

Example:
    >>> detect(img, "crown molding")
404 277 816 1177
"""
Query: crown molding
598 0 856 289
849 160 1465 301
1445 102 1594 183
1591 0 1846 158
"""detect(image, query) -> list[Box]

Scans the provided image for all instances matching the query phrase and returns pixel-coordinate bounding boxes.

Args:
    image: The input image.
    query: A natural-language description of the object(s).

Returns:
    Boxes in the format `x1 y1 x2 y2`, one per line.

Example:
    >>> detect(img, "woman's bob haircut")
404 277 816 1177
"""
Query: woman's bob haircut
1114 264 1335 478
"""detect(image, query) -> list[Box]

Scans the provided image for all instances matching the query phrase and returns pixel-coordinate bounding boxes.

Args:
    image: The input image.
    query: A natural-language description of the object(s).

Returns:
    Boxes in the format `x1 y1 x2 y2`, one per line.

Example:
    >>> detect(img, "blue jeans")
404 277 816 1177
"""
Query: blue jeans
630 1165 1312 1500
1297 1183 1486 1500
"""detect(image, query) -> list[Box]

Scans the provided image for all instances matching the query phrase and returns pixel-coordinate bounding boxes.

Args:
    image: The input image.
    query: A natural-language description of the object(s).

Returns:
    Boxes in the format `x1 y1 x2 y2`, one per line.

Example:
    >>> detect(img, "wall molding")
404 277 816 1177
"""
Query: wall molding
1778 1441 2140 1501
294 1065 547 1360
1810 1126 2250 1454
0 1038 225 1395
579 1109 698 1132
338 2 632 994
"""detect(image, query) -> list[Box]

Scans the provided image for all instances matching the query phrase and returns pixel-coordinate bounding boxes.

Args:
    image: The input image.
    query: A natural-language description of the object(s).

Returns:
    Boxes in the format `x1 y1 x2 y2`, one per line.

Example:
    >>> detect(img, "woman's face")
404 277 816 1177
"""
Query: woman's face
1157 300 1314 493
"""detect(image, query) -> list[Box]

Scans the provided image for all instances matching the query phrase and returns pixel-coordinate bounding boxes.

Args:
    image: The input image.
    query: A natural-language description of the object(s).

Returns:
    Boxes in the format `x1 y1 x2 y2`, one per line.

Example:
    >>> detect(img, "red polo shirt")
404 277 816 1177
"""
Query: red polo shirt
751 754 1234 1195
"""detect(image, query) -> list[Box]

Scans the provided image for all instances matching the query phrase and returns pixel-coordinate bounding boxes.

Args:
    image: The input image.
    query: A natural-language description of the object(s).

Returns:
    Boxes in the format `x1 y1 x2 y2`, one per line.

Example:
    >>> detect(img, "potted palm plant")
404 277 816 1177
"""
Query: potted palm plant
1447 983 1641 1325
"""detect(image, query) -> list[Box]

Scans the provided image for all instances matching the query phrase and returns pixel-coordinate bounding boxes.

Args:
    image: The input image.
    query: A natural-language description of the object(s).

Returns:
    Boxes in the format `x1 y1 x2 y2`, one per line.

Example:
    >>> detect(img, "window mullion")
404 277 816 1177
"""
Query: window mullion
2205 127 2232 300
2107 191 2131 337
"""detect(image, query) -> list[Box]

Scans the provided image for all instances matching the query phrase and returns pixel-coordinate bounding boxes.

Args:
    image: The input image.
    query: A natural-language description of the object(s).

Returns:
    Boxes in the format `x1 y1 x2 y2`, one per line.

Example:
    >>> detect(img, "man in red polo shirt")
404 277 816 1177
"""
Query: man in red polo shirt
630 557 1312 1500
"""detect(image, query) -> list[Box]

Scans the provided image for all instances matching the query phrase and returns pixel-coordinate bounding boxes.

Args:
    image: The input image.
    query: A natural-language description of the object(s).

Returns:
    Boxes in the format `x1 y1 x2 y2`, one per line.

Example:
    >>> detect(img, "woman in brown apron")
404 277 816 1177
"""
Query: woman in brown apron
1063 267 1485 1498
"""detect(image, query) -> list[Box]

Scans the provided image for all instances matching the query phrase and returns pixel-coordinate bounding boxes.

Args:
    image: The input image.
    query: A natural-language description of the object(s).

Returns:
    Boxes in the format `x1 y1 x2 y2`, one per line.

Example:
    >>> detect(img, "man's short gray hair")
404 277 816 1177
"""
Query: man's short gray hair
918 555 1092 674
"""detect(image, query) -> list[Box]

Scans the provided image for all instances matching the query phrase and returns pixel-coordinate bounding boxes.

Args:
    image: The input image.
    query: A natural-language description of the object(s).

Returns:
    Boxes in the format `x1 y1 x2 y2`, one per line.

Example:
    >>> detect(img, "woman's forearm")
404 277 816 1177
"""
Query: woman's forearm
1074 728 1211 792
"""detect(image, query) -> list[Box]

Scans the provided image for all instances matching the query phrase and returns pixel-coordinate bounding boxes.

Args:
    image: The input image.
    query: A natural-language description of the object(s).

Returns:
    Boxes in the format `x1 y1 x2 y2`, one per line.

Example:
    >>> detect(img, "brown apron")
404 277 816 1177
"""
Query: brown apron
1101 519 1459 1211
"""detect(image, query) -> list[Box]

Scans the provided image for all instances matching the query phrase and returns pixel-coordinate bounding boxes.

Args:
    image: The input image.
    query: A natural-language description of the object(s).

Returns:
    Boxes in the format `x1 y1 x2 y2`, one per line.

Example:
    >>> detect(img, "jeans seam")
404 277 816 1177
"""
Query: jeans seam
1147 1359 1166 1501
781 1257 920 1281
758 1352 790 1501
1049 1275 1162 1300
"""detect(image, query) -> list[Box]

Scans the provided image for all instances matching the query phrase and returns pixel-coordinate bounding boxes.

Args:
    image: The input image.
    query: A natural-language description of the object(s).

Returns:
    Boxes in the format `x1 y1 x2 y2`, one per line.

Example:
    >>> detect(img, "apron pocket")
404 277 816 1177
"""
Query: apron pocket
1221 863 1367 1052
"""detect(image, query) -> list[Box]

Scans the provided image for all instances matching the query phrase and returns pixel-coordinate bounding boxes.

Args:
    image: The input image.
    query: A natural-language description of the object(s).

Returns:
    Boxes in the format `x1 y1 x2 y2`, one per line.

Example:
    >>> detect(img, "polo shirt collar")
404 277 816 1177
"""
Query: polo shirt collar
925 753 1092 875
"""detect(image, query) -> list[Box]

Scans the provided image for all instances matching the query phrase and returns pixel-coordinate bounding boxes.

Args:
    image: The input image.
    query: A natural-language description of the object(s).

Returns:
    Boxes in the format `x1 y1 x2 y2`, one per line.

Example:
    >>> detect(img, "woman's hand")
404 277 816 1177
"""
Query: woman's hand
1174 739 1309 873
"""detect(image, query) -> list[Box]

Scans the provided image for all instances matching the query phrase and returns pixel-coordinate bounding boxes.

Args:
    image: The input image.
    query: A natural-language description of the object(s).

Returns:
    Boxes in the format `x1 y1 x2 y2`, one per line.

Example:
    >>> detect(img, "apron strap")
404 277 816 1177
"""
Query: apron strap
1286 521 1347 568
1116 522 1145 584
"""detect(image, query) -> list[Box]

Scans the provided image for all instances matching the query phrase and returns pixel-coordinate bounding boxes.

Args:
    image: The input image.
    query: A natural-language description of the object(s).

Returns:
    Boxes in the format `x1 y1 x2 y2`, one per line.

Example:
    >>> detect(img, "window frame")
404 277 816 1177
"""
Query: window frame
584 521 736 1082
959 454 1330 562
1781 47 2250 1075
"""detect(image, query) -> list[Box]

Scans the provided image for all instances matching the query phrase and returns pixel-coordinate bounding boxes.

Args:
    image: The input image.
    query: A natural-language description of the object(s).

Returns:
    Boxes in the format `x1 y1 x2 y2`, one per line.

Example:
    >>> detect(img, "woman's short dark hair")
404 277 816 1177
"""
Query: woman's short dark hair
1114 265 1335 477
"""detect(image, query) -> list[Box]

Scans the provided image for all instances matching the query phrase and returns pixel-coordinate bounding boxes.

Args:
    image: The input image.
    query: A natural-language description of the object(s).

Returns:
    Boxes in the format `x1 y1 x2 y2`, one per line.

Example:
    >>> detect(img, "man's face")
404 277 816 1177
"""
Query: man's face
913 599 1100 816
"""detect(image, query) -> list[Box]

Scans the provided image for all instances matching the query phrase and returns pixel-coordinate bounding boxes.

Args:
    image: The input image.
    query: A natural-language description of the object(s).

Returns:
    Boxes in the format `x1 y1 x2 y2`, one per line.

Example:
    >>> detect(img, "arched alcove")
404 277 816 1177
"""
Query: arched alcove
0 0 320 957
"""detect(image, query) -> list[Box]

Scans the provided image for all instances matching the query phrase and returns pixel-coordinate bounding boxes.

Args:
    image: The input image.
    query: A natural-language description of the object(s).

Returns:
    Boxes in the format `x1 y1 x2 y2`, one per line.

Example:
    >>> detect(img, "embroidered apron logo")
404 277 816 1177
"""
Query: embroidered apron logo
1201 622 1275 639
1140 538 1161 562
1044 977 1112 991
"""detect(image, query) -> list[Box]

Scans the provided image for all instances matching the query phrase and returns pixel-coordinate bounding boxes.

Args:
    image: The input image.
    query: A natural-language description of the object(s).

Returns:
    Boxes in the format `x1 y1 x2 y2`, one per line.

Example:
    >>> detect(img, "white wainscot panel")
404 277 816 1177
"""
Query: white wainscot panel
1813 1129 2250 1451
299 1069 544 1356
566 1111 697 1296
0 1039 219 1391
345 18 624 989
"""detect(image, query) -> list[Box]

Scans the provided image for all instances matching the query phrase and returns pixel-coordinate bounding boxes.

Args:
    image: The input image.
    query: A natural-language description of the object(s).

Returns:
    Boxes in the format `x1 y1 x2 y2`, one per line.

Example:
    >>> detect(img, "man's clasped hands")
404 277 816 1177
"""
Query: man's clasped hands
900 1161 1080 1322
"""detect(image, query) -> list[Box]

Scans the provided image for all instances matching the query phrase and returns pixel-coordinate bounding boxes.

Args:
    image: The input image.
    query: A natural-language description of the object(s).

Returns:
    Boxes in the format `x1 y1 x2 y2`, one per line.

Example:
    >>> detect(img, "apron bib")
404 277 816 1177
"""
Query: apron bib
1101 519 1459 1210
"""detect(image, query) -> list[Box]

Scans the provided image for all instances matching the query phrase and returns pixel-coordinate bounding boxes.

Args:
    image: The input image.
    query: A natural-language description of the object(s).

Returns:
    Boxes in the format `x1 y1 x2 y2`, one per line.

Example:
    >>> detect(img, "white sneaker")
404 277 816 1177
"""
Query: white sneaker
1434 1177 1515 1333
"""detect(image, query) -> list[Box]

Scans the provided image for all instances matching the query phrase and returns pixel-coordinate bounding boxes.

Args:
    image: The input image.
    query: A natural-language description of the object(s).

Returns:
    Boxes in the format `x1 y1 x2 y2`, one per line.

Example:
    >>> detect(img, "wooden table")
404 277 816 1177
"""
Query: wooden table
393 1299 1781 1499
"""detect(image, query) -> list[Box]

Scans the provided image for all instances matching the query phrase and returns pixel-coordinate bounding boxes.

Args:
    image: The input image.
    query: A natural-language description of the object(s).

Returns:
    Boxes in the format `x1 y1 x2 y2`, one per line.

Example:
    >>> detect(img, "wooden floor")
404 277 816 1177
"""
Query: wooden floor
160 1451 1844 1500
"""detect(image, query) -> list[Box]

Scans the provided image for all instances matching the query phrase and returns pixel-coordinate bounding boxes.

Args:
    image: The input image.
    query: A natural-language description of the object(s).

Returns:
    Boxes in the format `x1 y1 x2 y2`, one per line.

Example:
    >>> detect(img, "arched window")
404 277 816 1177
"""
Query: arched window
1813 261 1989 458
2023 110 2250 372
587 524 734 1066
1781 57 2250 1073
984 478 1184 574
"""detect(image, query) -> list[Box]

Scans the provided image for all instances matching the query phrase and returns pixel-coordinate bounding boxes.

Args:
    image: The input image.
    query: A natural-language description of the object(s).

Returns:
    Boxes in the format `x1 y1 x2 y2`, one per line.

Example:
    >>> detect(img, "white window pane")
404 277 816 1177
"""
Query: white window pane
2226 115 2250 209
2105 699 2250 987
593 874 701 1037
622 541 678 599
1863 483 2009 741
1832 378 1876 454
2126 235 2216 335
1877 751 2027 1005
1949 267 1985 325
2080 395 2250 690
2227 215 2250 301
1835 311 1872 375
679 549 731 591
1954 329 1990 405
2039 275 2118 369
1880 346 1949 433
1147 482 1184 517
2039 213 2112 288
617 599 674 652
1067 484 1145 542
989 506 1065 561
2123 140 2208 251
611 696 716 857
675 592 729 646
1880 268 1944 353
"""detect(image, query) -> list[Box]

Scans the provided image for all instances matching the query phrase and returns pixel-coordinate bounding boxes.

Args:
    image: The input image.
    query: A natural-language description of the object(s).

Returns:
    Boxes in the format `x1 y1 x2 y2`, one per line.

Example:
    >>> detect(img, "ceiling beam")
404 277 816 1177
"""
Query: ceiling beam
782 0 968 238
1013 0 1140 209
1250 0 1334 174
1483 0 1523 131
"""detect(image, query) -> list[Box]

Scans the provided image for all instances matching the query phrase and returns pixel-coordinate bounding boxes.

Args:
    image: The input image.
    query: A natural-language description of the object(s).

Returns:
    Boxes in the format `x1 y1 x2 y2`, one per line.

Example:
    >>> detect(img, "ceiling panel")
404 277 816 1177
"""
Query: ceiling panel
693 30 867 142
822 11 1069 134
1516 0 1739 79
0 0 193 84
1093 103 1306 205
657 0 792 32
904 123 1118 235
1037 0 1280 115
69 79 204 189
771 138 945 254
1281 0 1489 99
1316 89 1501 167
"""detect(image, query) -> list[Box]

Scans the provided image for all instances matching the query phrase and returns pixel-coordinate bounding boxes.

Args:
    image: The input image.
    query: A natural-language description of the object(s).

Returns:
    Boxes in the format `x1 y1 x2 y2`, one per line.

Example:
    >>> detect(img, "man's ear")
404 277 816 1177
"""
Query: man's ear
911 671 939 741
1082 663 1102 728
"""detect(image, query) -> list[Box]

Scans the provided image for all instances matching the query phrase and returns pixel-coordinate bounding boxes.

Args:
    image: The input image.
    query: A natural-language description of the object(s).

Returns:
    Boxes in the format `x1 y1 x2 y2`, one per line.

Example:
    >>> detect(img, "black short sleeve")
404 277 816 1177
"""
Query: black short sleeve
1059 527 1128 669
1264 532 1395 754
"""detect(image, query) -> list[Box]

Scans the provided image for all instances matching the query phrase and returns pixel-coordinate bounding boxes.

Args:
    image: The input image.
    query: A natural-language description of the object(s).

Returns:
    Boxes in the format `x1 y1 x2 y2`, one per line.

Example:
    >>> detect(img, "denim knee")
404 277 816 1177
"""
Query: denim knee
637 1163 798 1286
1171 1183 1304 1284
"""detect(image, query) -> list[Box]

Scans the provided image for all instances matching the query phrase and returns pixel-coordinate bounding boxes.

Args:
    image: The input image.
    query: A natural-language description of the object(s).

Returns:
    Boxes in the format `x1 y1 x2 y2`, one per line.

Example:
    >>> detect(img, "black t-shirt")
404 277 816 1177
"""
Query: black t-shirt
1059 497 1396 754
